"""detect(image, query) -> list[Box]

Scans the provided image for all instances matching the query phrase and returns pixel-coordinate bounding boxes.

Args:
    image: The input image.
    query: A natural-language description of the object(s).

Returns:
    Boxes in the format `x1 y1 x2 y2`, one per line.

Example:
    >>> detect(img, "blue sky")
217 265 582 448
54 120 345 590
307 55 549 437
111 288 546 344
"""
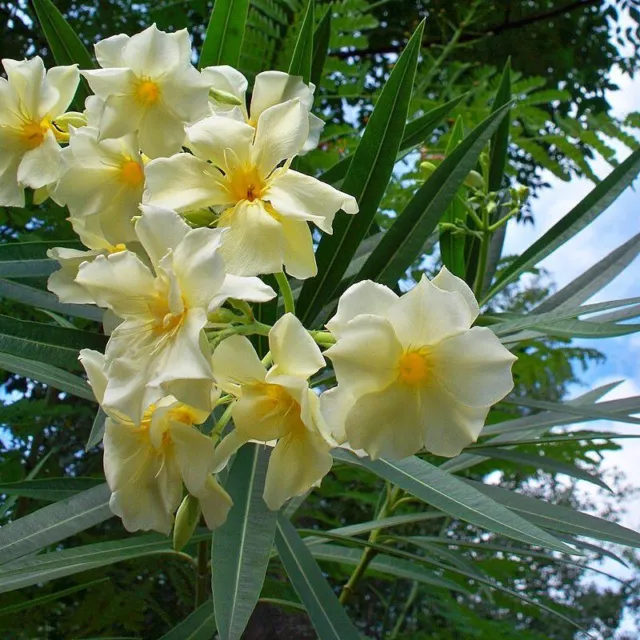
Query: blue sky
503 63 640 634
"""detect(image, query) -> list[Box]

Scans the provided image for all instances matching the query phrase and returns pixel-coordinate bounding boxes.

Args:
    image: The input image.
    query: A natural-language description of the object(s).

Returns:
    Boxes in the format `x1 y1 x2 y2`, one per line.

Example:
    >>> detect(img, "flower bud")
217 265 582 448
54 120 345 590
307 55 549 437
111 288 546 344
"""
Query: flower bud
209 87 244 106
173 494 201 551
54 111 88 132
182 208 217 228
420 161 437 175
463 170 484 190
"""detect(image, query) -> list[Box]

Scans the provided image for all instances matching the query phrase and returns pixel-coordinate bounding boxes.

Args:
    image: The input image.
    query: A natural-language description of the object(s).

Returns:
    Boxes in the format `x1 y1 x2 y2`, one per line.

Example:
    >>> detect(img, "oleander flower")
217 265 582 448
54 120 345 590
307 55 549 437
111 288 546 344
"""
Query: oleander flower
53 127 145 245
202 66 324 153
76 205 276 423
0 56 79 206
81 25 209 158
81 349 231 534
320 268 517 460
145 101 358 278
211 313 332 510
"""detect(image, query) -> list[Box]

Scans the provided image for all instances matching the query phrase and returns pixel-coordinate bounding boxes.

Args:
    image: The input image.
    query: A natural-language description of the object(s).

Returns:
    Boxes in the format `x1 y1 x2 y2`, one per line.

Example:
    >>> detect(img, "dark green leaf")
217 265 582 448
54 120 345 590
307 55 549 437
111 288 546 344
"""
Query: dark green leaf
86 408 107 450
288 0 314 84
0 477 103 502
199 0 251 69
488 58 511 191
159 600 217 640
310 5 332 89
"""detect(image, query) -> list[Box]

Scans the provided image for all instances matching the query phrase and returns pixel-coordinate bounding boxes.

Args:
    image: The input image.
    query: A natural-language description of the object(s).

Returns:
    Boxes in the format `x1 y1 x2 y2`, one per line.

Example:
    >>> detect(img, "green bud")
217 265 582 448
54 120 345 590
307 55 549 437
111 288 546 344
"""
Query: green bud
209 88 244 106
173 494 201 551
183 209 218 227
463 170 484 190
208 308 240 324
54 111 88 131
420 161 437 175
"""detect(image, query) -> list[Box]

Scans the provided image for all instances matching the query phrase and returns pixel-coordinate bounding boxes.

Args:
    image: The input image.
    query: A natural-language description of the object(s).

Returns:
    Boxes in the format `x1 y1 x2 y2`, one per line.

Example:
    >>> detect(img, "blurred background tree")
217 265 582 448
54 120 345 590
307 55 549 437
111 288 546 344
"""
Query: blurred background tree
1 1 639 638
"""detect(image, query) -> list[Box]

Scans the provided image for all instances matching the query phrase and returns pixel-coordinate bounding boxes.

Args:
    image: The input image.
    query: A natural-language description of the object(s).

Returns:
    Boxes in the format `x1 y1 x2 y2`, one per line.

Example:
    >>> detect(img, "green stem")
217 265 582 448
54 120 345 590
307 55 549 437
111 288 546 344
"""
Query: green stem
275 272 295 315
389 581 419 638
309 330 336 347
338 485 400 604
210 402 234 441
473 207 491 299
194 539 209 609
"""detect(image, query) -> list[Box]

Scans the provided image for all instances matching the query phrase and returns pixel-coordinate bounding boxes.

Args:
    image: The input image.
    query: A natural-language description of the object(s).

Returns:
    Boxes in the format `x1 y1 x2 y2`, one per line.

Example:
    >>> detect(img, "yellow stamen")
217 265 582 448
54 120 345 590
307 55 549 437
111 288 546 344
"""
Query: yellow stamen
135 79 161 106
108 243 128 254
398 350 432 386
119 159 144 187
20 120 48 149
227 165 265 204
167 405 200 426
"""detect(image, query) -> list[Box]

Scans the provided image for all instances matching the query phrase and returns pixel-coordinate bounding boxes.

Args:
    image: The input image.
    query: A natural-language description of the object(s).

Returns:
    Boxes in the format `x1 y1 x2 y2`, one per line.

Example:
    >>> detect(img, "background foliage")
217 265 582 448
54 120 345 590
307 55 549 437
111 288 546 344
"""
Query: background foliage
1 0 640 638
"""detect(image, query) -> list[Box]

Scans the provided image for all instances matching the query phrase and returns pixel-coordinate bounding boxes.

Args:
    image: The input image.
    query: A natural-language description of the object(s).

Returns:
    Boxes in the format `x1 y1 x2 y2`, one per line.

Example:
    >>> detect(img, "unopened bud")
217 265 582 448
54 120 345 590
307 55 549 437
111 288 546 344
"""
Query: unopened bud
209 88 243 107
183 209 217 227
420 161 437 175
173 494 201 551
54 111 88 132
463 170 484 190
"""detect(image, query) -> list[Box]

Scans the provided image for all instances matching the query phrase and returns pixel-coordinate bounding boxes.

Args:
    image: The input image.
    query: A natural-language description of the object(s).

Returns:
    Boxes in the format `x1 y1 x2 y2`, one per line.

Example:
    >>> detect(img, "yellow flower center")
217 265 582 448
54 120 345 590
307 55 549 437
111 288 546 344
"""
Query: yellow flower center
21 119 49 149
398 350 432 386
135 79 161 106
119 159 144 187
167 405 200 426
108 243 127 254
257 383 305 433
148 295 187 335
227 165 264 203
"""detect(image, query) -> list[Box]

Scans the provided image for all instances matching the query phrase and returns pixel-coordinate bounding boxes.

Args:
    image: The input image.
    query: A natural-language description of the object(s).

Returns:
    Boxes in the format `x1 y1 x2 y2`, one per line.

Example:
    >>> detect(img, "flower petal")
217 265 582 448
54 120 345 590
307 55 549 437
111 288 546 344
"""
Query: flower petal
94 33 130 67
280 218 316 280
232 386 291 442
202 65 248 108
324 315 403 396
263 429 332 510
135 204 192 268
121 24 183 78
327 280 398 338
252 100 309 177
47 246 103 304
219 201 284 276
168 421 217 495
432 266 480 324
78 349 108 406
186 114 254 168
211 334 266 395
17 131 62 189
138 104 187 158
344 383 423 460
144 153 229 212
46 65 80 116
385 275 473 348
211 429 250 473
197 475 233 530
265 168 357 233
268 313 324 379
432 326 517 407
208 273 276 313
250 71 313 122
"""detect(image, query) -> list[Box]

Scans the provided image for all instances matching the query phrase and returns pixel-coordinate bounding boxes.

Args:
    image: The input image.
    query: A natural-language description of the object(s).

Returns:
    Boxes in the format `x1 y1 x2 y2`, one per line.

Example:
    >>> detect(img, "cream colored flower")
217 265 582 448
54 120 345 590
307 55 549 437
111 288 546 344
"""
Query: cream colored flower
82 25 209 158
321 268 517 460
211 313 332 510
0 57 79 206
202 67 323 153
145 102 358 278
76 205 275 423
53 127 145 245
81 349 231 534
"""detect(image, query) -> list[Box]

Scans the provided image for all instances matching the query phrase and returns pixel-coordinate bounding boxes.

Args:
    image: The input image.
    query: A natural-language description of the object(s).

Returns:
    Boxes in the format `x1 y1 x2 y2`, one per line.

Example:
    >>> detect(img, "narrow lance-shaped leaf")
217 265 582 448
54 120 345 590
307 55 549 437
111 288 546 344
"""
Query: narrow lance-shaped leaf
86 408 107 450
0 477 103 502
488 57 512 191
159 600 217 640
311 5 332 90
482 146 640 304
333 451 575 554
288 0 315 84
358 102 511 288
439 116 467 277
32 0 94 108
199 0 251 69
0 483 112 566
318 94 465 187
297 21 425 326
212 444 276 640
275 515 360 640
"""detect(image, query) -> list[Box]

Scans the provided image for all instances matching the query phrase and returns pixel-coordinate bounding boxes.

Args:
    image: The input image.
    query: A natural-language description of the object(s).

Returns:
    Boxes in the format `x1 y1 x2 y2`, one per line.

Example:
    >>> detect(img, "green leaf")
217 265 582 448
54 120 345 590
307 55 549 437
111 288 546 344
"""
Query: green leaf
288 0 314 84
465 480 640 548
333 452 574 553
199 0 251 69
0 315 107 370
0 477 103 502
470 448 611 491
0 278 104 322
0 240 81 278
358 102 512 288
297 21 425 326
32 0 94 108
212 444 276 640
0 483 112 566
0 577 109 617
488 58 511 191
311 5 332 89
275 515 360 640
0 352 94 401
439 117 467 277
308 543 468 592
482 146 640 304
318 95 465 187
86 408 107 450
159 600 217 640
534 232 640 313
0 531 208 594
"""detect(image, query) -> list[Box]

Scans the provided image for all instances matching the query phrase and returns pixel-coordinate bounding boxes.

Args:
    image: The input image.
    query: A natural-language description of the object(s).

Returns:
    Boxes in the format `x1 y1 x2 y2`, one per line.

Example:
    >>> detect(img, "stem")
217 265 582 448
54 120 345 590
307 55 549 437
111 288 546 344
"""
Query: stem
389 581 419 638
210 402 234 441
194 539 209 609
338 485 400 604
275 272 295 315
473 206 491 299
309 330 336 347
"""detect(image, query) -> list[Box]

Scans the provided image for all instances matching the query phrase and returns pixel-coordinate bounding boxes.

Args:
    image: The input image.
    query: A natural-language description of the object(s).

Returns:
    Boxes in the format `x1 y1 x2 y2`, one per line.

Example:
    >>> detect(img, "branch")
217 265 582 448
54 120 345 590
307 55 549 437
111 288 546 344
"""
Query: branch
331 0 602 60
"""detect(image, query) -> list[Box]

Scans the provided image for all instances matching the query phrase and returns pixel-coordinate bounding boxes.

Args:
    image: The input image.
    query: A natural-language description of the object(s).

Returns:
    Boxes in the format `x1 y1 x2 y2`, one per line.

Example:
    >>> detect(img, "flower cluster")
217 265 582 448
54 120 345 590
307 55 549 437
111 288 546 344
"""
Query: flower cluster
5 25 517 536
